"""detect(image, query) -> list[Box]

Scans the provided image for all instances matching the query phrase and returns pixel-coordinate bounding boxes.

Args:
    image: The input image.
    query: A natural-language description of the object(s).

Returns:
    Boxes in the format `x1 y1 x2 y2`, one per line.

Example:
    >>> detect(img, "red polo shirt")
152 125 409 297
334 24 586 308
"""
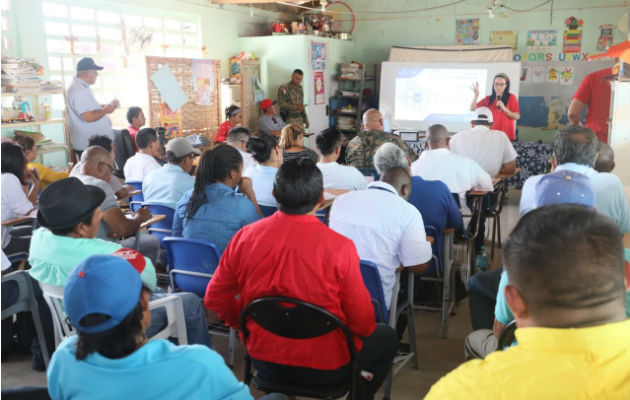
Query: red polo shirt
477 93 520 141
127 126 139 152
204 212 376 370
573 68 612 142
215 121 234 143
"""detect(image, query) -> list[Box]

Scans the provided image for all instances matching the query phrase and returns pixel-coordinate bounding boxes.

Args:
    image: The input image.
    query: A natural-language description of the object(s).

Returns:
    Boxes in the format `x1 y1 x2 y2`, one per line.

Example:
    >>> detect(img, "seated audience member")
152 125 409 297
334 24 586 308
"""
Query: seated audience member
520 125 630 234
450 107 518 177
29 177 211 347
258 98 285 137
143 137 200 209
123 128 161 182
14 135 68 189
411 124 493 201
126 106 146 152
226 127 255 171
465 170 596 359
205 159 397 399
1 142 37 256
595 141 615 173
75 147 159 263
216 105 242 143
316 127 367 190
173 146 261 254
329 167 433 313
425 204 630 399
374 143 461 237
243 134 283 208
279 123 318 163
47 254 247 399
346 108 417 169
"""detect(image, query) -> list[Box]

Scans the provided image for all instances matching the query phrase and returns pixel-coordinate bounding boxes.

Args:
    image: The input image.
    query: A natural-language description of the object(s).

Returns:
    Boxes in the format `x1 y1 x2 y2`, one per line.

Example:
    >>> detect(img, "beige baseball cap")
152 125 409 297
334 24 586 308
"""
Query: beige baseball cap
165 137 201 158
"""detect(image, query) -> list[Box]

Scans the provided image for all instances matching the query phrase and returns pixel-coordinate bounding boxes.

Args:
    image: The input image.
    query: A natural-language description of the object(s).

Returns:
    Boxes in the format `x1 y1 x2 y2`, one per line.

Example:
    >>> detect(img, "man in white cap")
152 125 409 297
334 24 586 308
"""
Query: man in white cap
450 107 518 177
67 57 119 158
143 137 200 209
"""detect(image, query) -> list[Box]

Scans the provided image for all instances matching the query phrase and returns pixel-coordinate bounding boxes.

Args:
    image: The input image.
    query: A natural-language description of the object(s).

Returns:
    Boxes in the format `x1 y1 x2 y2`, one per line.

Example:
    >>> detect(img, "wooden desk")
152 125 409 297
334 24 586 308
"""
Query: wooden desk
2 216 35 226
495 167 521 180
139 214 166 230
324 188 350 197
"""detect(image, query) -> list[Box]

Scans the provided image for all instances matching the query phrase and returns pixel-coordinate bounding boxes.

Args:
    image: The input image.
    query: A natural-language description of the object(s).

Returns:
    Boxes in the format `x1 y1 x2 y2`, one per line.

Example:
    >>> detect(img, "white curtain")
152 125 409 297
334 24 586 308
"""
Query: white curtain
389 45 513 62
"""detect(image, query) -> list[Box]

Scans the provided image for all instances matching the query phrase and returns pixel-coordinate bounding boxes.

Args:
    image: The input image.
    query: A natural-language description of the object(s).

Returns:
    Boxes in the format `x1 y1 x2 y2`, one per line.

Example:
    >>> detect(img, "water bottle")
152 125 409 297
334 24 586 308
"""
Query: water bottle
475 246 489 272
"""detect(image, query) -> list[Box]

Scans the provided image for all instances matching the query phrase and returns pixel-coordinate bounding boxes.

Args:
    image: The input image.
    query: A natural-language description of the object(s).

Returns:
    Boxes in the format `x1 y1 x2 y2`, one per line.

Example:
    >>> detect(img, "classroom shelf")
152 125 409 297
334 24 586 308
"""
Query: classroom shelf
1 118 65 128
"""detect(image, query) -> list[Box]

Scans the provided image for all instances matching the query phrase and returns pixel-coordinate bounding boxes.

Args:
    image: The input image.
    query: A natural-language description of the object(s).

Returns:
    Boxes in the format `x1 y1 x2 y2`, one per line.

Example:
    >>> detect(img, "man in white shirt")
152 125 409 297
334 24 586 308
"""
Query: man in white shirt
450 107 518 177
316 128 368 190
123 128 161 183
66 58 118 157
329 167 433 313
225 127 255 172
411 124 493 200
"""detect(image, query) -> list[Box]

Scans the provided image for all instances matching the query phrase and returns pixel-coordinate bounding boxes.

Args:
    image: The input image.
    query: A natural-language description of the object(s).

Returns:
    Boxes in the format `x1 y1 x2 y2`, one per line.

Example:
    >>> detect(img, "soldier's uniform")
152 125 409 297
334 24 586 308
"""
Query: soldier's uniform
345 130 419 169
277 82 309 128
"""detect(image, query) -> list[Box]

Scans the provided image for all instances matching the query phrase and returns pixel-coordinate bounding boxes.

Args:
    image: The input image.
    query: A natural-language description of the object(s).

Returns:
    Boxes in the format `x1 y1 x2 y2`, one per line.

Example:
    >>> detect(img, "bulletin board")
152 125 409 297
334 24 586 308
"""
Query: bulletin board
145 56 222 141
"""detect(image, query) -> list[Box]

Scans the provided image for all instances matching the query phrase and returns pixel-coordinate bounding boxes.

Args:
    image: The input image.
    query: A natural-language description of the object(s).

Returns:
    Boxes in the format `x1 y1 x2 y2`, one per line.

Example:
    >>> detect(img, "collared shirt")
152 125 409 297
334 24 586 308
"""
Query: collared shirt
258 114 286 136
328 181 433 309
410 148 493 196
573 68 613 142
143 164 194 209
28 227 156 291
75 174 119 240
127 126 139 152
243 164 278 207
425 319 630 400
237 148 255 172
48 336 252 400
277 82 308 123
66 77 113 151
345 130 418 169
450 125 518 177
1 173 34 249
172 183 260 254
317 161 368 190
123 152 161 183
204 212 376 370
520 163 630 233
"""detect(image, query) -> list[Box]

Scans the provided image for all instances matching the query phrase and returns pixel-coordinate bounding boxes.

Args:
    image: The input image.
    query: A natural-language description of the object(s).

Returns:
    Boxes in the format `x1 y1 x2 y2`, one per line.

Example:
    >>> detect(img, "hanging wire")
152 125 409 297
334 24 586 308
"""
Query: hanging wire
277 0 470 15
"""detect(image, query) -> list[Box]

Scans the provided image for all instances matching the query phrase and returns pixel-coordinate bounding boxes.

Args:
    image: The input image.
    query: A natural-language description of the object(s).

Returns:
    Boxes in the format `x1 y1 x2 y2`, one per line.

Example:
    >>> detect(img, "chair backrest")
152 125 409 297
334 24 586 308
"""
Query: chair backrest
357 168 379 181
38 282 75 347
424 224 443 277
112 129 135 179
258 205 277 217
126 181 144 203
498 320 517 349
359 260 389 323
162 237 221 297
147 295 188 345
143 203 175 230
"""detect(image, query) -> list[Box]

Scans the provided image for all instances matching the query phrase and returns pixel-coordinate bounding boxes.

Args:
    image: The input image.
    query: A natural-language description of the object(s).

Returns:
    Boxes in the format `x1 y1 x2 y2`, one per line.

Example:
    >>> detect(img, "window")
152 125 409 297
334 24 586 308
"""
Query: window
1 0 12 53
42 1 201 126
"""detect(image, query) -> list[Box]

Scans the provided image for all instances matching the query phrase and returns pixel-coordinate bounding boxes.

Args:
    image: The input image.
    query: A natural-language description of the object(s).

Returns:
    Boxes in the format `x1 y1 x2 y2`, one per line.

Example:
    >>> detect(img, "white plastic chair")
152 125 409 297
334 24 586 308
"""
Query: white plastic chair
38 282 74 347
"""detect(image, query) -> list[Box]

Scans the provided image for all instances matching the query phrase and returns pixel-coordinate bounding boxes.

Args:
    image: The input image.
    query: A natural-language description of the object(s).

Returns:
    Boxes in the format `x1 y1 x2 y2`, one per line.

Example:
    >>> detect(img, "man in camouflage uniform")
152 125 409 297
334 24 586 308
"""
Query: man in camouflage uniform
278 69 310 130
346 109 418 169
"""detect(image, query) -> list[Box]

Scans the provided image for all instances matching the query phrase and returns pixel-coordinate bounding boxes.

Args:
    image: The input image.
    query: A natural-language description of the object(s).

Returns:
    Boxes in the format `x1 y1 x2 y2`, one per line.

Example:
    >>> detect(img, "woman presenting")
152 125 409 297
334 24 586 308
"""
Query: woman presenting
470 73 520 141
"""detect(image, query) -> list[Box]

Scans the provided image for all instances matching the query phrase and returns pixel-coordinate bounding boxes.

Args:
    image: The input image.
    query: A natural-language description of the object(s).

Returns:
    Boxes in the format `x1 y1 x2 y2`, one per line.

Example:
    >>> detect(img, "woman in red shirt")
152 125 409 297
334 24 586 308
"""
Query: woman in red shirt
470 73 520 141
215 105 242 143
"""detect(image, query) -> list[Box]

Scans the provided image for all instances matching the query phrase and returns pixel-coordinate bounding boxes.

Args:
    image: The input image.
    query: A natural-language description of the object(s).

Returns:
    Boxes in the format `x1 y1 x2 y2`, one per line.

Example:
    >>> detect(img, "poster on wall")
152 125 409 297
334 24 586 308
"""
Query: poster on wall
191 60 215 106
159 102 182 137
526 30 557 52
490 30 517 49
455 18 480 45
532 66 546 83
311 41 327 70
520 67 531 82
597 24 614 51
562 16 583 54
546 66 559 82
150 64 188 112
313 71 325 105
559 66 574 85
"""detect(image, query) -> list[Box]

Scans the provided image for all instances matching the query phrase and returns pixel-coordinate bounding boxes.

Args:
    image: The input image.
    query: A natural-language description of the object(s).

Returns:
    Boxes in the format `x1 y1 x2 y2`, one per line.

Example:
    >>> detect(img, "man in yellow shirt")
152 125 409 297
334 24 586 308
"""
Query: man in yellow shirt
14 135 69 190
425 204 630 400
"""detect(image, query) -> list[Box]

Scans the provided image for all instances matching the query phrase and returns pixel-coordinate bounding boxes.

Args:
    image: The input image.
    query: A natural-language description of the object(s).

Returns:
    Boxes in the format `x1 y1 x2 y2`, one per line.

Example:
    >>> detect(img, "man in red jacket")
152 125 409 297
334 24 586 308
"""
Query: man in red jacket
205 158 397 399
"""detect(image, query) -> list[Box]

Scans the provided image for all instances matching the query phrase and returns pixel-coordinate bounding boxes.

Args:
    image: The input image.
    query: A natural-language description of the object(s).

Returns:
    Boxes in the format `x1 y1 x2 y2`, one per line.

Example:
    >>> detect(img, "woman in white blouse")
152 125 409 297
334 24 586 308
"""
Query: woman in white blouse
2 142 38 256
243 135 283 209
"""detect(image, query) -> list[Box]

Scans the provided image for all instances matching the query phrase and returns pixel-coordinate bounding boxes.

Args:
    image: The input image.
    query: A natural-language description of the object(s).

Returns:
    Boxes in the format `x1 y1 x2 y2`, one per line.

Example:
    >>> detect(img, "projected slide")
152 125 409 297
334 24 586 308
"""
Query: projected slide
394 68 487 122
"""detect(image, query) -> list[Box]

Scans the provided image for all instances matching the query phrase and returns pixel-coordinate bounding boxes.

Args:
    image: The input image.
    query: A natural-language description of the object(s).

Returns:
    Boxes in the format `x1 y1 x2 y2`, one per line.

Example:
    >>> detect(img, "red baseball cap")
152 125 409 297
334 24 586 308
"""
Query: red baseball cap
260 98 277 111
113 248 146 275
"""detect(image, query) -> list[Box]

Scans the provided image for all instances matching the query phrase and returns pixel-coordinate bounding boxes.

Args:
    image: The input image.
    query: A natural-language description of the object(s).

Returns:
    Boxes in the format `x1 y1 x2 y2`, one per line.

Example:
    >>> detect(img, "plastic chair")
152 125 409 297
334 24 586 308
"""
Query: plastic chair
162 236 237 366
1 271 50 367
38 282 74 348
1 386 50 400
498 320 517 350
143 202 175 243
126 181 144 213
241 296 358 400
359 260 389 323
113 129 135 179
258 205 277 217
357 168 379 181
486 181 508 263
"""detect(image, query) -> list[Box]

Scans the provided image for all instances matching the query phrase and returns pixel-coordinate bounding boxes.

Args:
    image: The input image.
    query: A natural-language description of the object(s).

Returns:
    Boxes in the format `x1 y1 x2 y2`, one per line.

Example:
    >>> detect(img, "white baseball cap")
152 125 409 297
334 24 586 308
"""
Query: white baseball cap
473 107 493 124
165 137 201 158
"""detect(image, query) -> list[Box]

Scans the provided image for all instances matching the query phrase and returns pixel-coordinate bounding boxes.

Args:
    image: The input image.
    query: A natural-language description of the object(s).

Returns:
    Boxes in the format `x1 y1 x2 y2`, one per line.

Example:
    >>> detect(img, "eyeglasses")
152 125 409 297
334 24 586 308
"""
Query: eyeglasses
494 83 507 86
99 161 115 173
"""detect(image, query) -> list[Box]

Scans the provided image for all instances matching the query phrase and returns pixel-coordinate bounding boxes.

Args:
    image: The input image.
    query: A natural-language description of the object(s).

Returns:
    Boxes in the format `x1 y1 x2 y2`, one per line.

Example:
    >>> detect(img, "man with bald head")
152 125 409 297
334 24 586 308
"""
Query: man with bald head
345 108 417 169
75 146 159 262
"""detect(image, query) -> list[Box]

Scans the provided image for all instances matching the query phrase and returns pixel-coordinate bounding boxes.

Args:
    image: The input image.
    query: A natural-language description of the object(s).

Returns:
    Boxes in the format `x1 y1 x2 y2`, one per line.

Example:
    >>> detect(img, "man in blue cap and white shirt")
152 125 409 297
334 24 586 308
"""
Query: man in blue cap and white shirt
67 57 119 158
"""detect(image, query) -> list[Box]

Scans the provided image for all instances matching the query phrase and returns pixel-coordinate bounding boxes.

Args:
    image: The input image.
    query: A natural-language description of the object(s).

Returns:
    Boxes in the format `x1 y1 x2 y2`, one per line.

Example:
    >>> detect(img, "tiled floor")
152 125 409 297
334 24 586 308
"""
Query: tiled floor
1 190 523 398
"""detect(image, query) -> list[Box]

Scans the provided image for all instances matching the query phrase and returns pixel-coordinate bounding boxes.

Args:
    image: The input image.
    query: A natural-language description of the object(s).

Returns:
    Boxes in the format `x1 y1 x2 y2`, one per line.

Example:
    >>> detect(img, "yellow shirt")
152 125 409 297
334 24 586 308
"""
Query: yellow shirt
28 162 68 190
425 319 630 400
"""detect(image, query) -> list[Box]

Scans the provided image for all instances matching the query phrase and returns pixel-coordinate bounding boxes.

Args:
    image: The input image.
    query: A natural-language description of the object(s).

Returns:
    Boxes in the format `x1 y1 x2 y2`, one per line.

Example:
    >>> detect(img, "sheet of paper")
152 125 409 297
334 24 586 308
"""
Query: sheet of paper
150 64 188 112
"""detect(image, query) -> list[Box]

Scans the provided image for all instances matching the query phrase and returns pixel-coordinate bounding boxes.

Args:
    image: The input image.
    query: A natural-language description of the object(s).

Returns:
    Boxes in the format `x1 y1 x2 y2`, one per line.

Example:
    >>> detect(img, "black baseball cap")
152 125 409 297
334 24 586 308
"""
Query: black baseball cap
37 177 105 230
77 57 104 71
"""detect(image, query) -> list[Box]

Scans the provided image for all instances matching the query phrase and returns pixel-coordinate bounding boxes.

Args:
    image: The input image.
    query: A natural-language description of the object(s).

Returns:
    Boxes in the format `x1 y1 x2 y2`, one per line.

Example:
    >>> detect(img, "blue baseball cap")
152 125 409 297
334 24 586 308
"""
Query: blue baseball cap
64 255 142 334
534 170 595 209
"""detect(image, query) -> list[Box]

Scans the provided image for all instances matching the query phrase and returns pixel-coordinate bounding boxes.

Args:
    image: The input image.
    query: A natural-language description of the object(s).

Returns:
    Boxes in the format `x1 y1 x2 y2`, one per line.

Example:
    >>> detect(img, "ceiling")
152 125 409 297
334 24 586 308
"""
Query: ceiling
210 0 322 16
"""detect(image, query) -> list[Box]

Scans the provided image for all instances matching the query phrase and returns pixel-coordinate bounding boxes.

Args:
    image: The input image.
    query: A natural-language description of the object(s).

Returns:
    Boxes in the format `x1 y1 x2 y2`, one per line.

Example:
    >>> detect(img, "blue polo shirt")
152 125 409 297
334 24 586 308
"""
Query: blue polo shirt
47 336 252 400
142 164 194 209
173 183 260 254
407 176 462 233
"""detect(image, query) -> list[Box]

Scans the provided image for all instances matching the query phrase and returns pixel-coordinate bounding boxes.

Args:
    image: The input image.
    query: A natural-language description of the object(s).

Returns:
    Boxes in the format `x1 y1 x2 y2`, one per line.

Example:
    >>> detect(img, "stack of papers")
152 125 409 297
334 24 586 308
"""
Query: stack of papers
2 57 61 93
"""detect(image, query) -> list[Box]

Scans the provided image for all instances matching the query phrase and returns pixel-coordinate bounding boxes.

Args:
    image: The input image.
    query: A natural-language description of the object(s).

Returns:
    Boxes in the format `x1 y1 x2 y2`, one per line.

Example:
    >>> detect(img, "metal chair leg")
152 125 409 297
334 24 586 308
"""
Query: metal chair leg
227 328 237 368
382 368 393 400
406 271 418 369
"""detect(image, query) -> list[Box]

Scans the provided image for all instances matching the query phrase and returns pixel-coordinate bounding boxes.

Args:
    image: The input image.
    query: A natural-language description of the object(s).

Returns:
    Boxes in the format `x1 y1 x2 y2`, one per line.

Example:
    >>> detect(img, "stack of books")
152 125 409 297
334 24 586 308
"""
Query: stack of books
2 56 61 93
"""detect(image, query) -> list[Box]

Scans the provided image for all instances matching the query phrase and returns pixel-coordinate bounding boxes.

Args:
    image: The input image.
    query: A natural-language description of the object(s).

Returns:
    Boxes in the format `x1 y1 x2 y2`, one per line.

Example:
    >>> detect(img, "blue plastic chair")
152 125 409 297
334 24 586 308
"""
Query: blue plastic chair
258 205 277 217
357 168 379 181
143 203 175 243
359 260 389 323
162 237 221 296
126 181 144 212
